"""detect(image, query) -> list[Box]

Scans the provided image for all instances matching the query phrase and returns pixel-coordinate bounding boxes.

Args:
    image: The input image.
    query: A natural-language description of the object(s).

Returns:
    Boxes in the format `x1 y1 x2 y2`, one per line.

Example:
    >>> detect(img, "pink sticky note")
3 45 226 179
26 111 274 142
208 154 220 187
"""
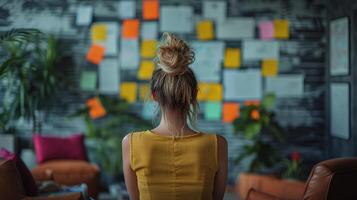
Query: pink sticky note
259 21 274 40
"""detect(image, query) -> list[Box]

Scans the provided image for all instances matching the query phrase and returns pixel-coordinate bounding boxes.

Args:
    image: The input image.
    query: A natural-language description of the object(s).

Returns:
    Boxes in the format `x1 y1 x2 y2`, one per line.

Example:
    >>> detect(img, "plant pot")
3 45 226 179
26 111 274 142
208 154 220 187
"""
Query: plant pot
235 172 306 200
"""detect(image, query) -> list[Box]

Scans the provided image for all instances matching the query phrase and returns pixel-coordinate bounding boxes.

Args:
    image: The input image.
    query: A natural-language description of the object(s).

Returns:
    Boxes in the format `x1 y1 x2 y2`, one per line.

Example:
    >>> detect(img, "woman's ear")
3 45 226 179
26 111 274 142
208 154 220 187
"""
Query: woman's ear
152 92 157 101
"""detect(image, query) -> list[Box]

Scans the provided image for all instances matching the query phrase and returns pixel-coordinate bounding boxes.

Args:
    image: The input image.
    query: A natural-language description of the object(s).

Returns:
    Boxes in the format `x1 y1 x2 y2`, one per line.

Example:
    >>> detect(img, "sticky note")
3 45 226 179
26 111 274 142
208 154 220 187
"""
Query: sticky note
274 19 289 39
259 21 274 40
223 103 240 123
244 100 260 106
143 0 159 20
91 24 107 42
262 59 278 77
120 82 137 103
141 40 157 58
205 102 222 120
224 48 241 68
197 83 223 101
86 44 105 65
138 61 155 80
80 71 97 91
86 97 106 119
139 84 151 101
122 19 140 39
197 20 214 40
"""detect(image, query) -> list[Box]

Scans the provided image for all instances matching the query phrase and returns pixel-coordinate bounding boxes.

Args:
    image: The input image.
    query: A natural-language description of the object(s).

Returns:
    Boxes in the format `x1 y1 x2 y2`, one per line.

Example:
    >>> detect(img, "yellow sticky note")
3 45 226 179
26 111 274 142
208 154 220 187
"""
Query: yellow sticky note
91 24 107 42
196 20 214 40
138 61 155 80
120 82 137 103
197 83 222 101
274 19 289 39
262 59 278 77
224 48 241 68
139 84 151 101
141 40 157 58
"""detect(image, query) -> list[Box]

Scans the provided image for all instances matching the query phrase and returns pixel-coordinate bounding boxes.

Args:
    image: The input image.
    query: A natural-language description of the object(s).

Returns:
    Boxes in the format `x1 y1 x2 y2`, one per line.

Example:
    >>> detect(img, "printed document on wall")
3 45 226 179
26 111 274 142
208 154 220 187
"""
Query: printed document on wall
223 69 262 100
191 41 225 82
160 6 194 33
118 1 136 19
141 22 158 39
76 5 93 26
92 22 119 56
120 39 139 69
202 1 226 23
265 74 304 97
243 40 279 61
217 18 255 40
99 58 120 94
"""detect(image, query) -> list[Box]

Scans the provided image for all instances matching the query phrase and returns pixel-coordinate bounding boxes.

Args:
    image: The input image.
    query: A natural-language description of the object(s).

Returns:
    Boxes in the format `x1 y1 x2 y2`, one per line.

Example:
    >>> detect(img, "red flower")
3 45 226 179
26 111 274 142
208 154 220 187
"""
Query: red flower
291 151 301 161
251 110 260 120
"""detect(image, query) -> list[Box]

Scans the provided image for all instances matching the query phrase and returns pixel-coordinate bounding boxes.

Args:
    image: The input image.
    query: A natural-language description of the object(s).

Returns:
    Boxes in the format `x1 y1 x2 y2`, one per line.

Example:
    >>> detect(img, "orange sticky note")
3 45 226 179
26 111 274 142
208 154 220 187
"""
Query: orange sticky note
122 19 140 39
274 19 289 39
138 60 155 80
86 44 105 65
143 0 159 20
224 48 241 68
86 97 106 119
262 59 278 77
120 82 138 103
223 103 240 123
244 100 260 106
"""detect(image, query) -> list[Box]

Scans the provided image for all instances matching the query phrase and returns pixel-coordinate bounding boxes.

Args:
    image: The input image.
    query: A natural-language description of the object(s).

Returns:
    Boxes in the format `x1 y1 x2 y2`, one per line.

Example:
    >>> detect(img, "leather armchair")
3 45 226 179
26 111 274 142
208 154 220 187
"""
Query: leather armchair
246 158 357 200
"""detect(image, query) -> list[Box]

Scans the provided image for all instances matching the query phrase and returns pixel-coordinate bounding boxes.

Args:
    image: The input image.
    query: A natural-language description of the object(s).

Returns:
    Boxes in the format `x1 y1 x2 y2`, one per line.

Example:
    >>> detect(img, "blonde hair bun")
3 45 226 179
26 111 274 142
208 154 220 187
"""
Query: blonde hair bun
157 32 194 75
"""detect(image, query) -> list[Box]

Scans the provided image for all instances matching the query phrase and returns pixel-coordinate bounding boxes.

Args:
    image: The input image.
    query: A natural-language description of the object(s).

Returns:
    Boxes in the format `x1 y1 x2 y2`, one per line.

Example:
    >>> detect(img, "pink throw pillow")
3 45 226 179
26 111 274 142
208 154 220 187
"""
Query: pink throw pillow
33 133 87 164
0 148 39 196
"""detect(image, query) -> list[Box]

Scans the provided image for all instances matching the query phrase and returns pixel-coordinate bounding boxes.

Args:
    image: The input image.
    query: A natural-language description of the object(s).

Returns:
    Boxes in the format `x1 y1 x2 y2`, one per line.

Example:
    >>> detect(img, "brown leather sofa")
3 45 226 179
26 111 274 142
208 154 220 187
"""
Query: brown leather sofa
31 159 100 198
0 159 83 200
246 158 357 200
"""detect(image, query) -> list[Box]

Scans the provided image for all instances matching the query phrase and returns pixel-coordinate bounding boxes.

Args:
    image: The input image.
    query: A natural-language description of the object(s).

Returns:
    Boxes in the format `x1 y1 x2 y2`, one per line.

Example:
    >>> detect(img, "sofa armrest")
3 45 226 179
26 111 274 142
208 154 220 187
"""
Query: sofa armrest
22 192 84 200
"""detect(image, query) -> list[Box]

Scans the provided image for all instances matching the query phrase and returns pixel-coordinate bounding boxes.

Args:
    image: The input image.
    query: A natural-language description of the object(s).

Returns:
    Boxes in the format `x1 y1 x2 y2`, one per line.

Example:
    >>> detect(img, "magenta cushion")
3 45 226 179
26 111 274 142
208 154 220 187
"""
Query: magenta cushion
33 134 87 164
0 148 38 196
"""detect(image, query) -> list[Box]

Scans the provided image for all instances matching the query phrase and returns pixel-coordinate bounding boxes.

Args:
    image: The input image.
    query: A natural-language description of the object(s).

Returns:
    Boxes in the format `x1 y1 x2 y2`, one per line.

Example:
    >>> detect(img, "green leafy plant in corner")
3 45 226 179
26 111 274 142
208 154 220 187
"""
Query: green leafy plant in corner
233 93 285 173
0 29 65 133
70 95 152 177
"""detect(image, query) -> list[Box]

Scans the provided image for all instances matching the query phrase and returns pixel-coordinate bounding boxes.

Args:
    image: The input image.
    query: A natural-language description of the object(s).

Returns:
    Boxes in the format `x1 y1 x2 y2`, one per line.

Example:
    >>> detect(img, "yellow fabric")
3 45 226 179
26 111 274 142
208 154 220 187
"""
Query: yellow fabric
130 130 218 200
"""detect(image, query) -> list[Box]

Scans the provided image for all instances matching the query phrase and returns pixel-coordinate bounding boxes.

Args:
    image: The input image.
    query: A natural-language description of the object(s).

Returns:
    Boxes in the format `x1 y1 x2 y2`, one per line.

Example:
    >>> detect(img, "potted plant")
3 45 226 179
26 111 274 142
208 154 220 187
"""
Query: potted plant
71 95 151 188
0 29 65 133
282 151 304 181
232 93 286 199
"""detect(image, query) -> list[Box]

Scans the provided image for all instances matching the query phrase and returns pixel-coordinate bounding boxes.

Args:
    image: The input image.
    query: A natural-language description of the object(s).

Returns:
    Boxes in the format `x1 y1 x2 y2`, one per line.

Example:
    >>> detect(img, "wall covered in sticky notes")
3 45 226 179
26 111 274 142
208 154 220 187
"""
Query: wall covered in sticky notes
0 0 326 178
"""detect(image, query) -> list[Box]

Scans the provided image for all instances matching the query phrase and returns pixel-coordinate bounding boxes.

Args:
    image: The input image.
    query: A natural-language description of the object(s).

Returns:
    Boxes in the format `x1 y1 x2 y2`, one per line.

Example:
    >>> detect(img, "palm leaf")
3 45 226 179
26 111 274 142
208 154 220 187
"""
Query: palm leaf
0 29 42 44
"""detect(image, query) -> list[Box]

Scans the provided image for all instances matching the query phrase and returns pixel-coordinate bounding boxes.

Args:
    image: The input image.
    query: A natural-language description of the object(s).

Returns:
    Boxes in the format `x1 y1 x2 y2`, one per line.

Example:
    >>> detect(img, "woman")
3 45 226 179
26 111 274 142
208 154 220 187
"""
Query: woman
122 32 228 200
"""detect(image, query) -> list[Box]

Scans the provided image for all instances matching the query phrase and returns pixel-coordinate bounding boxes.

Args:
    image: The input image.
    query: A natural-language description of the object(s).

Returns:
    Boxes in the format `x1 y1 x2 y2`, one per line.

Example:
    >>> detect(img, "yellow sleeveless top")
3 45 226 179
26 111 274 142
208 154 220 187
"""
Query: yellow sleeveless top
130 130 218 200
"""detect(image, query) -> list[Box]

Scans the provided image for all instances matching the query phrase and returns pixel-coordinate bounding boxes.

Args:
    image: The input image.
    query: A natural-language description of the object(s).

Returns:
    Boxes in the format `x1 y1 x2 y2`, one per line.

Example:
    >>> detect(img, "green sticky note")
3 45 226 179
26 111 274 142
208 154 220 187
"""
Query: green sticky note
80 71 97 91
205 102 222 120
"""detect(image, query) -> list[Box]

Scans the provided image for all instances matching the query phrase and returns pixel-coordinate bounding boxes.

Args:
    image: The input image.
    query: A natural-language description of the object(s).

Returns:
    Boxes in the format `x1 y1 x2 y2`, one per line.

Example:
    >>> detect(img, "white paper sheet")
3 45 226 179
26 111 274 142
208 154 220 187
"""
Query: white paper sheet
243 40 280 61
119 39 139 69
330 83 350 139
265 74 304 97
76 5 93 26
141 22 158 40
92 22 119 56
118 1 136 19
160 6 194 33
223 69 262 100
203 1 227 23
330 17 349 76
99 58 120 94
191 41 225 82
217 18 255 40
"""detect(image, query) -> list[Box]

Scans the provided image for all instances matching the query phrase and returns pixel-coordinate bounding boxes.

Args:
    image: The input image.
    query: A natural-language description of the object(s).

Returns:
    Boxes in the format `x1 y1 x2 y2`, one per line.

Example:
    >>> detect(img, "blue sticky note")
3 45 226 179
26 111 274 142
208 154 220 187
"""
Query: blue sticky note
205 102 222 120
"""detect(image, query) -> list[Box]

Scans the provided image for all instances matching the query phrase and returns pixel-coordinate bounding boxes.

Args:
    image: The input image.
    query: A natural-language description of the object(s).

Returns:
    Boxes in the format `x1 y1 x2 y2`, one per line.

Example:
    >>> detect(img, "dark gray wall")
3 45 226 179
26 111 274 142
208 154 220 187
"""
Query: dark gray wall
326 0 357 157
0 0 327 181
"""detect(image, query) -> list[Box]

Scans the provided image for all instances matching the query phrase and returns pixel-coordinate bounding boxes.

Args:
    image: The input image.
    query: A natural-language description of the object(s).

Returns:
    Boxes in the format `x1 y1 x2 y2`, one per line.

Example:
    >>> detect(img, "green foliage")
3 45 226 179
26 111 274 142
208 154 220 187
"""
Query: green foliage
71 95 152 176
0 29 65 132
233 93 285 173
